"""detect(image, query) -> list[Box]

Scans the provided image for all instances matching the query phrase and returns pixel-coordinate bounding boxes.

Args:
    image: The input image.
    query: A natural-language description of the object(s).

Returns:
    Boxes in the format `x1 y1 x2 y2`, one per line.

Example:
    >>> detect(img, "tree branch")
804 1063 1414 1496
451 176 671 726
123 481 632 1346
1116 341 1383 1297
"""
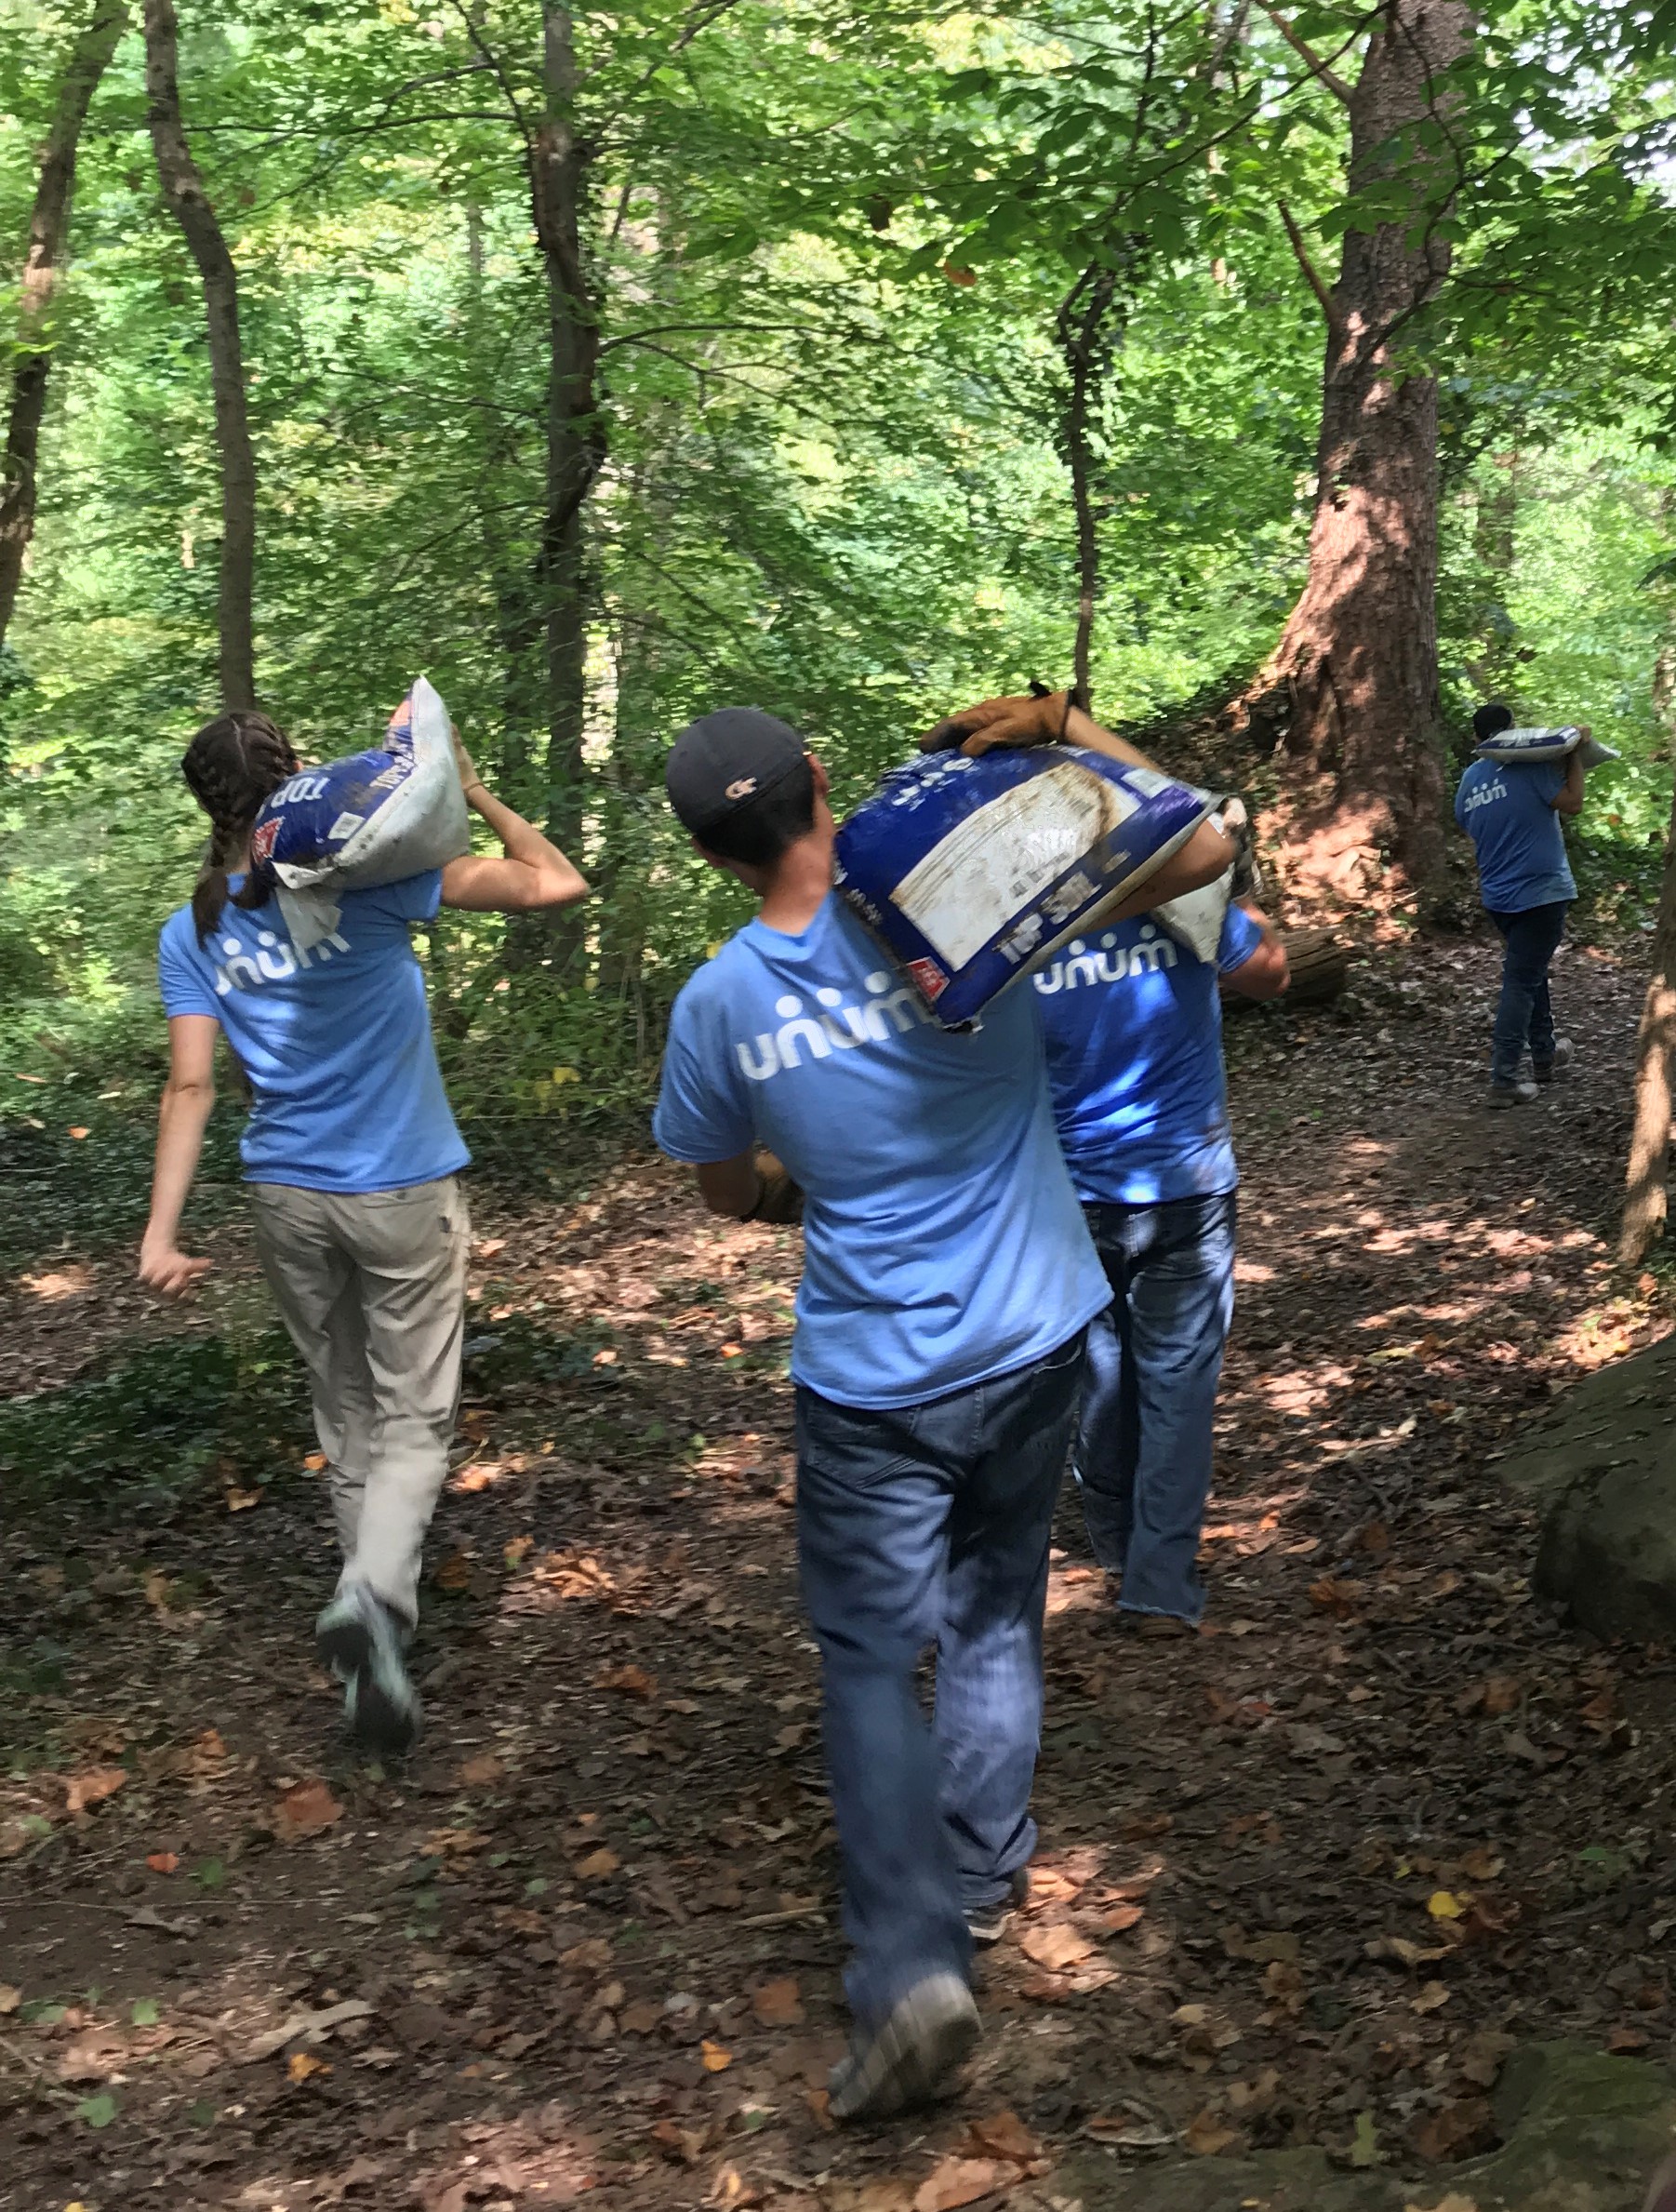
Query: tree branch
1256 1 1354 103
1277 198 1346 339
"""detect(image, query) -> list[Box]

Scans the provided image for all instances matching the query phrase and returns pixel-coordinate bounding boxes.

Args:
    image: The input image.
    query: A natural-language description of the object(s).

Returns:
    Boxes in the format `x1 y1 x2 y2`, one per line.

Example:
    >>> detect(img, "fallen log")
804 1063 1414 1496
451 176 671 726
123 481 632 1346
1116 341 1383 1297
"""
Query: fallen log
1223 926 1351 1008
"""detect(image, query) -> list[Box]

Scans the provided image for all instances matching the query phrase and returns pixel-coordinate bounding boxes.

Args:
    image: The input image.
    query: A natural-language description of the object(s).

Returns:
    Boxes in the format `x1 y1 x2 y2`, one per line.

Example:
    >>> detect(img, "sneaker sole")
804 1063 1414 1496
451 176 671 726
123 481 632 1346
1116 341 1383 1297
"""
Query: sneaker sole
347 1667 420 1756
829 1978 979 2122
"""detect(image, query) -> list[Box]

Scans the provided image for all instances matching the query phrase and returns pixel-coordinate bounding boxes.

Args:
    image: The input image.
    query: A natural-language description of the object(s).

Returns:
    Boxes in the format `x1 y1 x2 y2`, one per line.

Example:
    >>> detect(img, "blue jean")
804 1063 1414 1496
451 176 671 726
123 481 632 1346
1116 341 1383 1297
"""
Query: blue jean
794 1332 1086 2027
1074 1192 1237 1624
1486 901 1569 1083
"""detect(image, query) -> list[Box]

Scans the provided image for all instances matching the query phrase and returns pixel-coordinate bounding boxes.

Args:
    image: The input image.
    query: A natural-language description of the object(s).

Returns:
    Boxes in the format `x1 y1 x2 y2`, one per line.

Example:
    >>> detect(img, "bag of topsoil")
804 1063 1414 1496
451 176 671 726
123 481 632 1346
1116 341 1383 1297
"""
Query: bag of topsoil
1474 725 1618 771
247 675 471 951
833 746 1215 1028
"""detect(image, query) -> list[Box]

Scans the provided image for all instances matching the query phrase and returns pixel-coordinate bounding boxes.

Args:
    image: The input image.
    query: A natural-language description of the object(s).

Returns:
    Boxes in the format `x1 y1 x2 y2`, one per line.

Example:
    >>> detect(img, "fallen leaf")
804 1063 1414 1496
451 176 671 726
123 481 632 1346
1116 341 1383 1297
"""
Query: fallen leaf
64 1766 127 1816
224 1487 262 1512
1308 1576 1360 1618
711 2161 762 2209
287 2050 332 2083
576 1846 620 1880
273 1779 344 1842
1483 1675 1522 1716
913 2156 1016 2212
67 1126 89 1140
620 2000 663 2034
966 2112 1040 2163
0 1985 18 2014
1019 1925 1094 1972
475 1238 508 1259
1348 2111 1382 2168
1458 1847 1504 1882
459 1753 504 1787
303 1452 326 1472
701 2038 733 2072
1428 1891 1468 1920
1183 2111 1240 2157
145 1851 180 1874
1608 2024 1650 2052
1097 1902 1145 1934
752 1978 805 2026
432 1551 474 1591
74 2092 117 2128
244 1997 374 2062
1412 1980 1453 2014
1119 1811 1173 1842
595 1663 657 1699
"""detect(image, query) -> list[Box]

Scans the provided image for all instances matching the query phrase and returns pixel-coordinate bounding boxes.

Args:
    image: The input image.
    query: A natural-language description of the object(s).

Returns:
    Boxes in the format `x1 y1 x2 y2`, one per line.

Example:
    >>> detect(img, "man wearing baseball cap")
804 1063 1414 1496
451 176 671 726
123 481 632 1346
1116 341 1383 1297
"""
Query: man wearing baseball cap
653 699 1232 2121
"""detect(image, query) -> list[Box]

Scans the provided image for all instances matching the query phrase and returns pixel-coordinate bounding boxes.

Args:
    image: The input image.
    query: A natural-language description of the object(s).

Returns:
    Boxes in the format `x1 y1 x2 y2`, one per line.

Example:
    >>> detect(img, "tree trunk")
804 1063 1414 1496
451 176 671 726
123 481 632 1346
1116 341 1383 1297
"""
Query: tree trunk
0 0 127 655
1620 776 1676 1265
531 1 603 875
143 0 258 711
1254 0 1471 898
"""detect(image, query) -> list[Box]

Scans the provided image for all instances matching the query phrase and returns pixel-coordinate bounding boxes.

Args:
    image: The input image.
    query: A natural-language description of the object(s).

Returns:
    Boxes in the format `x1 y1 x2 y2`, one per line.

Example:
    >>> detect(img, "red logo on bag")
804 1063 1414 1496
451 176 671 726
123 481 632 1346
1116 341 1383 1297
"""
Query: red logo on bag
249 819 280 865
907 956 949 1002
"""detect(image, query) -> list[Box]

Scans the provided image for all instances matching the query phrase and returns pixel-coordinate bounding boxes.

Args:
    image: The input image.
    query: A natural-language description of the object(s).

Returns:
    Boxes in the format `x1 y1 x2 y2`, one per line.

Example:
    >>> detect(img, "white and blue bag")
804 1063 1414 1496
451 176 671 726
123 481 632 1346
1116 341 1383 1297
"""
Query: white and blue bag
1475 725 1618 771
833 747 1215 1028
247 675 470 951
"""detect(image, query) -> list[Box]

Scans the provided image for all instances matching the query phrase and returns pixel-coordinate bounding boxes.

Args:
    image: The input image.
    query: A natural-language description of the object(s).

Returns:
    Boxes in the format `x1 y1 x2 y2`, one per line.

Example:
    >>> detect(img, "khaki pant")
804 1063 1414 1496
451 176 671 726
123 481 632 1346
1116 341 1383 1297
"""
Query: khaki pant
249 1178 471 1623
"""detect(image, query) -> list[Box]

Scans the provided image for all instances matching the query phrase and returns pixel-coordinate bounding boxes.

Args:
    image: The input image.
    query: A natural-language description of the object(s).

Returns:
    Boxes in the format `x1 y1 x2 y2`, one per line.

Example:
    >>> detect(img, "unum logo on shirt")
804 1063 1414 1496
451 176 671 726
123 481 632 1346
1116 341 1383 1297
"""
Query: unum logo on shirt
736 970 933 1082
1032 925 1177 994
213 924 351 996
1461 780 1509 814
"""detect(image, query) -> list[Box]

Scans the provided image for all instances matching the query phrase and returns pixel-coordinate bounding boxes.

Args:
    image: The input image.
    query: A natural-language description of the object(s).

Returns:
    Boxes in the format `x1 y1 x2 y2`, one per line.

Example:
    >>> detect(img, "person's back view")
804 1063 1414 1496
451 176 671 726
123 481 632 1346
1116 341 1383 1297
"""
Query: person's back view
141 707 587 1751
1454 700 1587 1107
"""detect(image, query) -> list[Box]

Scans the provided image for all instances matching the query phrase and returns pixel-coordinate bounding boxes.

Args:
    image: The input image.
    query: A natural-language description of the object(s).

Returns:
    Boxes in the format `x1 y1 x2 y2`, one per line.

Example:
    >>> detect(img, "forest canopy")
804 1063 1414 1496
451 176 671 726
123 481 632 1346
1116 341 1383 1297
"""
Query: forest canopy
2 0 1675 1138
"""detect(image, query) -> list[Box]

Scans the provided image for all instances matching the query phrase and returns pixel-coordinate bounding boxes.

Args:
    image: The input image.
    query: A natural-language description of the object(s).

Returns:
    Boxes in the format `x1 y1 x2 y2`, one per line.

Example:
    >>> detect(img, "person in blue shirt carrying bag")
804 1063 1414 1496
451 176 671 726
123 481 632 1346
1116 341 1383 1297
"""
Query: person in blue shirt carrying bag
1037 851 1289 1634
1454 700 1589 1107
140 707 587 1752
652 699 1232 2124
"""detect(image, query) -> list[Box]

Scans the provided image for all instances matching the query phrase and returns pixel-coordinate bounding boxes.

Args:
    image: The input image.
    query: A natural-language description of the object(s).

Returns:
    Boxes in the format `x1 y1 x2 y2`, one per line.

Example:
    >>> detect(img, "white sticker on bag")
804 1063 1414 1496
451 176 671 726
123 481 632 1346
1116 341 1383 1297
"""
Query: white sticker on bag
888 760 1137 971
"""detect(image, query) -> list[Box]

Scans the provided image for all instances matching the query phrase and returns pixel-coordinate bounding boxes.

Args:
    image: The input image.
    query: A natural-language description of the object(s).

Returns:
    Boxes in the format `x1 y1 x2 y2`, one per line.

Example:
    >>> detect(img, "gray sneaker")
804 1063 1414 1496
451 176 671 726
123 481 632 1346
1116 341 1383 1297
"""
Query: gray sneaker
315 1584 421 1755
1487 1077 1539 1108
967 1867 1030 1947
828 1973 979 2123
1532 1036 1576 1084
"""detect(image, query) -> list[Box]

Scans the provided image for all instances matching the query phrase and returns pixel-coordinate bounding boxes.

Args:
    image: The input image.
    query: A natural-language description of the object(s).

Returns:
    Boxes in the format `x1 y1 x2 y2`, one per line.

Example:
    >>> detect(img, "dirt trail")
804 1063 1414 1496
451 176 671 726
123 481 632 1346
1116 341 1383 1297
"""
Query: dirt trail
5 929 1676 2212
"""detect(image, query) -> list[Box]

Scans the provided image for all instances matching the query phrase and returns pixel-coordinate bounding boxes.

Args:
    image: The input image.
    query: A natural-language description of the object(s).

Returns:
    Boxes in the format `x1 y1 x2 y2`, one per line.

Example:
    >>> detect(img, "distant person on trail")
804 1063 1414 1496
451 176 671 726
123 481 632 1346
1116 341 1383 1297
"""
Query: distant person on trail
650 698 1233 2123
1034 873 1289 1635
1454 700 1588 1108
139 707 587 1753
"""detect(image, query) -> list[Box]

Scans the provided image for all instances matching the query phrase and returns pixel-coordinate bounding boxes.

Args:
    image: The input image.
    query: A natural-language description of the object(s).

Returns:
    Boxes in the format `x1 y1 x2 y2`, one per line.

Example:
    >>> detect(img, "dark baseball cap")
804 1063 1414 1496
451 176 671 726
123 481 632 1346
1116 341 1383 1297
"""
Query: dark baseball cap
665 708 808 836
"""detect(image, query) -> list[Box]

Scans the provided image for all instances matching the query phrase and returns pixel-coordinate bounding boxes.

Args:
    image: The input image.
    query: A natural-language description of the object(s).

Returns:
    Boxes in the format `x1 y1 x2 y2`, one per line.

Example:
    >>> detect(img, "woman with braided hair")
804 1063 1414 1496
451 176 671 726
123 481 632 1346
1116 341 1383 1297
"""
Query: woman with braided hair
140 706 587 1752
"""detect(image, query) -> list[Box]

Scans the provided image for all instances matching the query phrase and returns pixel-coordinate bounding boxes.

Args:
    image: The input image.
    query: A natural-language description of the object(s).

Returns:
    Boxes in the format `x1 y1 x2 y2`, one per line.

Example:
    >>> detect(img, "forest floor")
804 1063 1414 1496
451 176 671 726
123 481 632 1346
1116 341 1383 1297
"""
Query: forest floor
6 921 1676 2212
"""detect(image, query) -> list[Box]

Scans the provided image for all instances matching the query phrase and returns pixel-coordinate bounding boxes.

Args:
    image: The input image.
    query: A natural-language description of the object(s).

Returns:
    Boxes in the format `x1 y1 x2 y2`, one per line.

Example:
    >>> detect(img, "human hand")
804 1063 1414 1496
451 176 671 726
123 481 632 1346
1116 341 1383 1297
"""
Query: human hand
919 686 1074 757
449 723 485 799
139 1235 212 1299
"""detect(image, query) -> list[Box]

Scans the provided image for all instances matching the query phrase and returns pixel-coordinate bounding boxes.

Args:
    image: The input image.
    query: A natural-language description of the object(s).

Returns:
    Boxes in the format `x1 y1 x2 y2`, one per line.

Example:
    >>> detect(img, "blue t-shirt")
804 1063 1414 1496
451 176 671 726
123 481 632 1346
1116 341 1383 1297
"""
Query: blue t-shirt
652 894 1109 1411
1036 909 1261 1207
158 871 470 1194
1454 759 1576 913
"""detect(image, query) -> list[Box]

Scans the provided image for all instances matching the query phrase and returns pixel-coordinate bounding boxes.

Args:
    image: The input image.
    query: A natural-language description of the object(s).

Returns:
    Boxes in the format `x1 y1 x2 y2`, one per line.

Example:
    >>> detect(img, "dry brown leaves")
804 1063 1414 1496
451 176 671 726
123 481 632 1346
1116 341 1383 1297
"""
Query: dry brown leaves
272 1779 344 1842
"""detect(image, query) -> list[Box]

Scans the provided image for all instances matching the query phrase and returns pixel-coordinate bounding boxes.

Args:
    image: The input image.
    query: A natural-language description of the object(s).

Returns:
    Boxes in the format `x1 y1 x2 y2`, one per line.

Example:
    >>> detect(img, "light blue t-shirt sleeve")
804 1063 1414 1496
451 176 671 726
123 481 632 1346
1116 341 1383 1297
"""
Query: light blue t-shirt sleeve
158 915 219 1019
653 985 754 1165
363 869 444 926
1529 762 1566 809
1216 902 1265 976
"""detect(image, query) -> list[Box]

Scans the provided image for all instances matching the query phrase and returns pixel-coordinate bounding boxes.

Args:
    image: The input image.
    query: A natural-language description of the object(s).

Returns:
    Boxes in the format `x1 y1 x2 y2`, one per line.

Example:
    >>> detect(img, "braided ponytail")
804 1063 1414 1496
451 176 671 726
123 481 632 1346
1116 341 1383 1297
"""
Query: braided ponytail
181 711 300 946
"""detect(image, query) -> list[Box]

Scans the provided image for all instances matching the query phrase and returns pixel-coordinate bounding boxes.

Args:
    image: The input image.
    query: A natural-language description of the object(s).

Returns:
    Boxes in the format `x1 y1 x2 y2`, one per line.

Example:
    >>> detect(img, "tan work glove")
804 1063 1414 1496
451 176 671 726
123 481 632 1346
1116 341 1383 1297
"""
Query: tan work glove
746 1150 805 1227
919 685 1075 757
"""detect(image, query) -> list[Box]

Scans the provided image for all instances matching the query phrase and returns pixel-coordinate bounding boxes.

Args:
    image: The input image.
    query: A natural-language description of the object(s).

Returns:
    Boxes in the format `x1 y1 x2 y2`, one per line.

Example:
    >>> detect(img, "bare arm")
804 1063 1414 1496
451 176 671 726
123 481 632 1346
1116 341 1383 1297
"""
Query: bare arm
696 1152 762 1219
1551 750 1586 819
439 734 590 913
1062 702 1164 773
139 1014 219 1296
1221 899 1290 1001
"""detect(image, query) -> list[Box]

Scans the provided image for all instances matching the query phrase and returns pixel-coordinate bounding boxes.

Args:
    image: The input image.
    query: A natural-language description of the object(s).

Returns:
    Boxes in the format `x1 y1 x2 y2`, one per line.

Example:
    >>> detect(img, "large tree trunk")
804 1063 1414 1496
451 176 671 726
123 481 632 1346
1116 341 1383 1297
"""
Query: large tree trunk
1254 0 1471 899
1620 776 1676 1265
0 0 127 654
143 0 258 710
531 2 603 879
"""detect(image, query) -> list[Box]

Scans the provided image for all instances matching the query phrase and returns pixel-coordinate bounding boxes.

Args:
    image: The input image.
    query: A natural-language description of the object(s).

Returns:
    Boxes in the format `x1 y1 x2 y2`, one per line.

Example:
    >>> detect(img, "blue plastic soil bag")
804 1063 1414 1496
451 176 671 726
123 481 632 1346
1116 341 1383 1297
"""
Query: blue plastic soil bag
247 674 470 951
1474 725 1618 770
834 746 1214 1028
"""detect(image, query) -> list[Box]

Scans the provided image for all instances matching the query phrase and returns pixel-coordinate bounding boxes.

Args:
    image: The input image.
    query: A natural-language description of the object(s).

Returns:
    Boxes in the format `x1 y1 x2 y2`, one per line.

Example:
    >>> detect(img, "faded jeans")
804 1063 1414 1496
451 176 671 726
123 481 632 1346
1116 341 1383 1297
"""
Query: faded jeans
1486 901 1569 1085
794 1331 1086 2027
249 1178 471 1624
1074 1192 1237 1625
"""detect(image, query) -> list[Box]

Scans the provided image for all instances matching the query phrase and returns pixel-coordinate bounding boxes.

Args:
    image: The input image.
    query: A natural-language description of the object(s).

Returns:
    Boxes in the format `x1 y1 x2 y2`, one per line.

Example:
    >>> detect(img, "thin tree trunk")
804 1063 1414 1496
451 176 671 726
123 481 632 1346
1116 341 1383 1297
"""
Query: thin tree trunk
0 0 127 653
1057 267 1118 704
143 0 258 710
531 1 603 868
1252 0 1471 897
1621 776 1676 1265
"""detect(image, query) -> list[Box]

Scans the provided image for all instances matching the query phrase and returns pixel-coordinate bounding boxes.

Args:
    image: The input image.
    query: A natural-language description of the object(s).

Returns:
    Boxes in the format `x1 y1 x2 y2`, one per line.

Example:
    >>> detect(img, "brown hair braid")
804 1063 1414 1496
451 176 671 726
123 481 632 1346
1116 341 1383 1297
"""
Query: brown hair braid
180 711 300 946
